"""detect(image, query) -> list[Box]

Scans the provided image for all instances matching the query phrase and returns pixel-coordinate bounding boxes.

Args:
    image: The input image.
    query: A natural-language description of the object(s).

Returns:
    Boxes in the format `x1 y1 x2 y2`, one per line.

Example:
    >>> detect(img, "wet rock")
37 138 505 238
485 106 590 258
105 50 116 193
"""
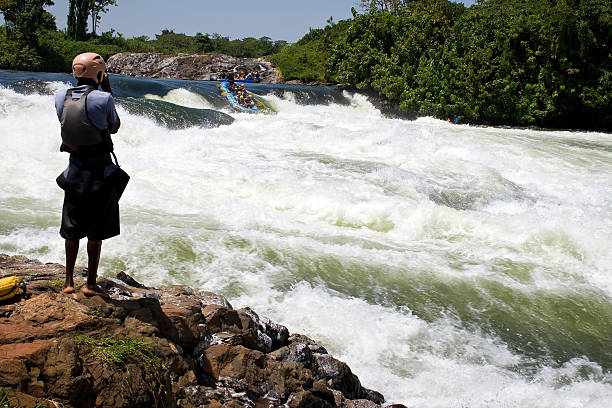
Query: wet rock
238 307 290 352
199 290 233 309
160 295 204 352
312 354 384 404
115 271 147 288
200 344 266 382
287 390 335 408
288 333 329 354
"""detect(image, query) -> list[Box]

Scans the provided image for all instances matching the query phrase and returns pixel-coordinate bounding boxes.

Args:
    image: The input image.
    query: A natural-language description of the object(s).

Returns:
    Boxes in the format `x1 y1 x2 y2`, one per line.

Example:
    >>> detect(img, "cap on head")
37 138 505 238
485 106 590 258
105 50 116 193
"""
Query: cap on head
72 52 106 83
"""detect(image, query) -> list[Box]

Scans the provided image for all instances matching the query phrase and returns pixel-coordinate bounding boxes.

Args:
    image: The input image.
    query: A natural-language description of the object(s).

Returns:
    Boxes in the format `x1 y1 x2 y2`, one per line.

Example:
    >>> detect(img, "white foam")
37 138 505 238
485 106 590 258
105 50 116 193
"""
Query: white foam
144 88 213 109
1 85 611 407
234 283 612 408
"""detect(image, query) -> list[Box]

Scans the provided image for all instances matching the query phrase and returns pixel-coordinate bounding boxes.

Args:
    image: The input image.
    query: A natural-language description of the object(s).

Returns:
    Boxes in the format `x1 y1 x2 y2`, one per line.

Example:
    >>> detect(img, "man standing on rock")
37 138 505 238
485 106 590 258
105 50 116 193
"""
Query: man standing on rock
54 52 123 298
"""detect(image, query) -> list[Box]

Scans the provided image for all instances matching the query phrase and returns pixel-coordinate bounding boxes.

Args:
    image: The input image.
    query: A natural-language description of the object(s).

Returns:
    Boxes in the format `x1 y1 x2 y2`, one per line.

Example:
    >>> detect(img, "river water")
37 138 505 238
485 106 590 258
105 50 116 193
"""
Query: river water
1 70 611 407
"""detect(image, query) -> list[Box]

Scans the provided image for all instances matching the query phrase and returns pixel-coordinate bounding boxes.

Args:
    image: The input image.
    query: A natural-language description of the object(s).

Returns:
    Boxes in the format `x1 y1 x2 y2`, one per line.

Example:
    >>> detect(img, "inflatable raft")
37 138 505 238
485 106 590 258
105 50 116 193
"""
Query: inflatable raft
217 81 260 114
210 75 259 83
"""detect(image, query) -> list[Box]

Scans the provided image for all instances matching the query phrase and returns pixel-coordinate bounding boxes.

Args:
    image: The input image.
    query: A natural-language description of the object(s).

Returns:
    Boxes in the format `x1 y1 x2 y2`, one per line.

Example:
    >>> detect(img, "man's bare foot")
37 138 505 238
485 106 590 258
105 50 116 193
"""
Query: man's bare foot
82 285 110 299
62 286 75 294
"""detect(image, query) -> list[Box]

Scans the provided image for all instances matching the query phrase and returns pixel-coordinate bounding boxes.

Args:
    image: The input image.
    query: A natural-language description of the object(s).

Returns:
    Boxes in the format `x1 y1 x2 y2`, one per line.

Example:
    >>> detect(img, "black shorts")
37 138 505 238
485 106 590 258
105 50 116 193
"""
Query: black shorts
59 153 120 241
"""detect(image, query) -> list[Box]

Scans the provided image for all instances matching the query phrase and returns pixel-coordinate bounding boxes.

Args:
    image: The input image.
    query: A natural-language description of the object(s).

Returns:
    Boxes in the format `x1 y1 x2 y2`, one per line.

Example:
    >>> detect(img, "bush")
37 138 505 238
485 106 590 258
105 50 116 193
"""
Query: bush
273 0 611 130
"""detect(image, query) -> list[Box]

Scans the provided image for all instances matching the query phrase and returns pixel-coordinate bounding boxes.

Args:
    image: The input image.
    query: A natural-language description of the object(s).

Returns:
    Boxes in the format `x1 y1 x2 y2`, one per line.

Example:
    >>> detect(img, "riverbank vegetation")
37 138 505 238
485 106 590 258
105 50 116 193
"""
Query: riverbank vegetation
0 0 287 72
1 0 609 130
271 0 611 130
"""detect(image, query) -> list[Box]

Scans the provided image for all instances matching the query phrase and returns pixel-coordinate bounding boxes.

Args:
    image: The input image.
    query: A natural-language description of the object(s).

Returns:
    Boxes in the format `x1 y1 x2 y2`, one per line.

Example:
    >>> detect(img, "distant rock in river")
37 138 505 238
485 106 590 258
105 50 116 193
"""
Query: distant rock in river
107 52 280 83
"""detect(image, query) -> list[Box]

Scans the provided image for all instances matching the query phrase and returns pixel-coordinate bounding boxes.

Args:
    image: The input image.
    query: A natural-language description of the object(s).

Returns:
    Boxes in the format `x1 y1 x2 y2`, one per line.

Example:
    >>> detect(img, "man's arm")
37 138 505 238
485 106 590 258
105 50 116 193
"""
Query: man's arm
108 115 120 134
106 96 121 134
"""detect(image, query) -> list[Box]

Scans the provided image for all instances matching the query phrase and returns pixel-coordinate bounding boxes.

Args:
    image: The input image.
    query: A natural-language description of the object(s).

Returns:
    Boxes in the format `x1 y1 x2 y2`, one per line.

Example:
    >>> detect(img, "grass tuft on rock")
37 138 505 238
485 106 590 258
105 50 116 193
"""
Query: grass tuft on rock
51 279 84 292
73 334 157 366
86 308 103 318
0 388 49 408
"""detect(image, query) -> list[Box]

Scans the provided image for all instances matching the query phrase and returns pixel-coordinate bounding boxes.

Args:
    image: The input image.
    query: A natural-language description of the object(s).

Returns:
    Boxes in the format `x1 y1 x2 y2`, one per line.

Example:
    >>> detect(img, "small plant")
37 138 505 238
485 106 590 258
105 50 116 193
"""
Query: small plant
51 280 64 291
51 280 85 292
72 334 168 406
0 388 13 407
0 388 45 408
86 308 103 318
73 334 157 366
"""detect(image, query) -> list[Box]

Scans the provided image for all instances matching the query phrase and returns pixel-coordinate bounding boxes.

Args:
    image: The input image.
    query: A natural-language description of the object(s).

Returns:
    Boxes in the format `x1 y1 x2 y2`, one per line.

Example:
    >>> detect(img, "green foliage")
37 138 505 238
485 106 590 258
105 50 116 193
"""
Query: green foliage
37 29 124 71
267 37 329 82
0 388 49 408
146 30 287 57
67 0 88 40
275 0 611 130
0 26 42 69
0 388 13 408
73 334 159 367
0 0 55 45
67 0 116 39
1 24 287 73
268 21 352 83
90 0 117 36
87 308 103 317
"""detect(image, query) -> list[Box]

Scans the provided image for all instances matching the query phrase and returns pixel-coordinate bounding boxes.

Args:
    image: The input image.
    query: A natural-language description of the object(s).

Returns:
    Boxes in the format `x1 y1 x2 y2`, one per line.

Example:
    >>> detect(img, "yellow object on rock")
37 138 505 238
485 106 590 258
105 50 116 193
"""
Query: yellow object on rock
0 275 27 302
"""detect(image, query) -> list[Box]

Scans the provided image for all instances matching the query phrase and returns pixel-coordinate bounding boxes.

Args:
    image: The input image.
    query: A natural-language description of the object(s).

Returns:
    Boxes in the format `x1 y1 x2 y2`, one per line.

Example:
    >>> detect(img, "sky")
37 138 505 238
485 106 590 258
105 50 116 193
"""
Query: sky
39 0 477 43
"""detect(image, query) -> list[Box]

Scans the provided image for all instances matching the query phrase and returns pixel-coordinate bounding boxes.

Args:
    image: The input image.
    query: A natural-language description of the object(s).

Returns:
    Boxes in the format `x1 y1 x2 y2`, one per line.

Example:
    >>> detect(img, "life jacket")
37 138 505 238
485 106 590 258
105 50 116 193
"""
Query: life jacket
60 88 106 148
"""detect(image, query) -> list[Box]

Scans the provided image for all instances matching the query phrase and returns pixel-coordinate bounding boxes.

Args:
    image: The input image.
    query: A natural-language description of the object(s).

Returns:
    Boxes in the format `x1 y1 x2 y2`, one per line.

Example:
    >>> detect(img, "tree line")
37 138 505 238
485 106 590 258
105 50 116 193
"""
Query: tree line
270 0 610 131
0 0 287 72
2 0 609 130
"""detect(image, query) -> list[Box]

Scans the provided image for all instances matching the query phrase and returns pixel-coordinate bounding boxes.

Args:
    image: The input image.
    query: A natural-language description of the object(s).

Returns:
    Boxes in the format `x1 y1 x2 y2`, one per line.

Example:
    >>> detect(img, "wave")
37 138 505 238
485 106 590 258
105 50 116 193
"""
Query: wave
2 69 612 407
118 97 233 129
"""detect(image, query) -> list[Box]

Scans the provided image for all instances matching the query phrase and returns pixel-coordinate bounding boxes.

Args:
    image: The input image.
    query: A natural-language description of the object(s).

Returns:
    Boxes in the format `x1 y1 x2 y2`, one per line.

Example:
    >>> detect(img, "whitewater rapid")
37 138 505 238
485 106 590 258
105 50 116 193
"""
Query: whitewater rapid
1 72 611 407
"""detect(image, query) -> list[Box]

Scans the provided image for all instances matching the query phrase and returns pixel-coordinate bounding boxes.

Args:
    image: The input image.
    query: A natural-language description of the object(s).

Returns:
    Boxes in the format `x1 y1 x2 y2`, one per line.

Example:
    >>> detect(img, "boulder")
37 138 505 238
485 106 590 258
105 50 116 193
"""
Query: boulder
238 307 290 352
107 53 280 83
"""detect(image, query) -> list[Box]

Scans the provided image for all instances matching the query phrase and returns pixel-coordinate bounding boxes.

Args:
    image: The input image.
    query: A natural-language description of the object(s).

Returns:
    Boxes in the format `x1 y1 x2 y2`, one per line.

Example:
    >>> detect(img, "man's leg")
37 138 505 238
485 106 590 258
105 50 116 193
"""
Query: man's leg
82 240 109 298
64 239 79 293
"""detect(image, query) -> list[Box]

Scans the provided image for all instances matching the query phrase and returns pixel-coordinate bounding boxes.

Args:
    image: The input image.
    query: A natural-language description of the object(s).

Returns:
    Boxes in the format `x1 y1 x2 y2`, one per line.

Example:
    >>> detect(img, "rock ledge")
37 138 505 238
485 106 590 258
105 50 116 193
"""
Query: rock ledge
107 52 280 83
0 254 401 408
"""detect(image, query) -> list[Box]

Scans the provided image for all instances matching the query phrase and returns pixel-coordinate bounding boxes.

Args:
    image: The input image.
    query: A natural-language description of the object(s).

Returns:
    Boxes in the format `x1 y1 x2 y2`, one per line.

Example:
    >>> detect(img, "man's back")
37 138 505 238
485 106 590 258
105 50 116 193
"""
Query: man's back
55 85 119 134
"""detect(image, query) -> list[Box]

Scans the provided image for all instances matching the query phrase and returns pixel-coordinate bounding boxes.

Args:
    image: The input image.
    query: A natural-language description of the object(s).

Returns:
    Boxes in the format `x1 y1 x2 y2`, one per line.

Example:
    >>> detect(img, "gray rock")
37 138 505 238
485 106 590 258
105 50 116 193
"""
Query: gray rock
239 307 290 352
288 334 329 354
312 354 384 404
115 271 147 288
107 52 280 83
198 290 233 309
345 400 381 408
269 341 315 369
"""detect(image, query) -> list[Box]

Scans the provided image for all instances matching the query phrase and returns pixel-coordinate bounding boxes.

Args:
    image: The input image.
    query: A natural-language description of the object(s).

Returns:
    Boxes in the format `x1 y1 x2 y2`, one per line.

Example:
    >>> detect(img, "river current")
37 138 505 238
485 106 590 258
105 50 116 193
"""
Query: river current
1 70 611 407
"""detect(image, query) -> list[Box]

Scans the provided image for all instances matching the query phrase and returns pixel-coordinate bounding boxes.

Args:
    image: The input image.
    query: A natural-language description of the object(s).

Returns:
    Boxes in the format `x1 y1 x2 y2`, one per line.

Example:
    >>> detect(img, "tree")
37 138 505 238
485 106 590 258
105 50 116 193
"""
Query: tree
67 0 116 39
0 0 55 44
90 0 117 36
67 0 88 40
358 0 414 12
194 32 213 53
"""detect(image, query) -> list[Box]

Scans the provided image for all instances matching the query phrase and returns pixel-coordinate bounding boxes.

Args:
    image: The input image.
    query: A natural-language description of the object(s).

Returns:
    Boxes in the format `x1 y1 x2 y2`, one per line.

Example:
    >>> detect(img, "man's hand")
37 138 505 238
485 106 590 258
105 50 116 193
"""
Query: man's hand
100 72 112 95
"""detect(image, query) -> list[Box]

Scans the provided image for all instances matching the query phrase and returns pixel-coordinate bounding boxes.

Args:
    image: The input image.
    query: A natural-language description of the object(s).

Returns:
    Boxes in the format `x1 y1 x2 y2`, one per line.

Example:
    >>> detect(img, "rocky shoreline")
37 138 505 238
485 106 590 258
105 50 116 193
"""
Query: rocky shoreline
107 53 280 84
0 254 403 408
